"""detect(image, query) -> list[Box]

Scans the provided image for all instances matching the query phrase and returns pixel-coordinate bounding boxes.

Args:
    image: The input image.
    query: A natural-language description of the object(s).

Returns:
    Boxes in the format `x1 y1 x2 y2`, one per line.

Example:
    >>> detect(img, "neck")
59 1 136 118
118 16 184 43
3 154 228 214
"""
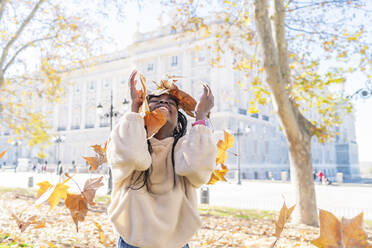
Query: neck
154 123 174 140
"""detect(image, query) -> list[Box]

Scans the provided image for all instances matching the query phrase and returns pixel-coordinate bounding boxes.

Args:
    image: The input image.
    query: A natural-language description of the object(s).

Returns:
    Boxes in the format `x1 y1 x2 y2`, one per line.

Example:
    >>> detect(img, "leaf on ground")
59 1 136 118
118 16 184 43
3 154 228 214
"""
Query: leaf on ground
0 150 6 159
93 221 105 244
11 213 45 232
35 177 71 210
65 177 104 232
83 140 109 171
312 209 372 248
207 164 229 185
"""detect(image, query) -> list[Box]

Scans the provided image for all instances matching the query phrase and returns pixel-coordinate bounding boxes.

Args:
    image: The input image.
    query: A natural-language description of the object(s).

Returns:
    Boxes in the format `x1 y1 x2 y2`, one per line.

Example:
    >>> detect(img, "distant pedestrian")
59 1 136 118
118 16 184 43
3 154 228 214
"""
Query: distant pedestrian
317 170 324 183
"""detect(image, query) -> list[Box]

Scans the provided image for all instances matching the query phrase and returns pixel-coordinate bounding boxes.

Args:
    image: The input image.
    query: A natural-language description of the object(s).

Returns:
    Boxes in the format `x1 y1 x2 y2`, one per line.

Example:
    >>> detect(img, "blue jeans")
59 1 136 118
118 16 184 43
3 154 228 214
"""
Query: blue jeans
118 237 190 248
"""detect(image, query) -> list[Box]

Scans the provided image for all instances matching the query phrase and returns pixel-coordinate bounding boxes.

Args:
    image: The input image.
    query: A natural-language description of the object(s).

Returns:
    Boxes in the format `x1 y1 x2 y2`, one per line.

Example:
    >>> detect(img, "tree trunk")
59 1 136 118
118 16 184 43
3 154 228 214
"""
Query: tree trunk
254 0 319 226
288 133 319 226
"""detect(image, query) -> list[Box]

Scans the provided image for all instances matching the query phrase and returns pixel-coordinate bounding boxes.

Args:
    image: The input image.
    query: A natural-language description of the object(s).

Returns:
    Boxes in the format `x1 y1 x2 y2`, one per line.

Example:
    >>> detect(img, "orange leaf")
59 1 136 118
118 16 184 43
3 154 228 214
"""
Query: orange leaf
138 73 167 138
312 210 372 248
144 109 167 138
0 150 6 159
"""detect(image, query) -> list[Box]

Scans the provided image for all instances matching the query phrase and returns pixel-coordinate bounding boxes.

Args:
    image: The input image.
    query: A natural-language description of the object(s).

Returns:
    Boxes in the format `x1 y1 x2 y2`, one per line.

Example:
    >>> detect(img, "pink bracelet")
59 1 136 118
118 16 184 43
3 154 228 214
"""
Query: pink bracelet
192 119 207 127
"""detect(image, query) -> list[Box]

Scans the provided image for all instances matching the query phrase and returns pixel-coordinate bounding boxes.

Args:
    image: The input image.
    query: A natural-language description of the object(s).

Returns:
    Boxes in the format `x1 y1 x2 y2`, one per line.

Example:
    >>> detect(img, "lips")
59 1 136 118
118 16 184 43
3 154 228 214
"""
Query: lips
157 105 171 114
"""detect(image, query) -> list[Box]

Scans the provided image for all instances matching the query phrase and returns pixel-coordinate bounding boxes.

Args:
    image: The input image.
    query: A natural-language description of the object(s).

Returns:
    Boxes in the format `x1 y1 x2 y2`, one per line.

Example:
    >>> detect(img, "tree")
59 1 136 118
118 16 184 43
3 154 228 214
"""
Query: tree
0 0 110 151
167 0 371 226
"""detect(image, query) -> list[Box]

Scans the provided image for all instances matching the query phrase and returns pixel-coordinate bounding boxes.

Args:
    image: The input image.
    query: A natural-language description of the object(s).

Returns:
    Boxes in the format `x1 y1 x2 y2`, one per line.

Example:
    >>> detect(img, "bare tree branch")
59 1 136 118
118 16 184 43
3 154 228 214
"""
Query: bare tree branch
287 0 349 12
0 0 8 22
3 36 55 74
0 0 44 70
274 0 291 86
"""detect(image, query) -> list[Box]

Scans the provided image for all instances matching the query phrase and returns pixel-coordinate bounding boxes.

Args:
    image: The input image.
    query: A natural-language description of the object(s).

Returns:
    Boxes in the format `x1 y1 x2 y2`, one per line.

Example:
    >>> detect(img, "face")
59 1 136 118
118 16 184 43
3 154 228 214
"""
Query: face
148 94 178 128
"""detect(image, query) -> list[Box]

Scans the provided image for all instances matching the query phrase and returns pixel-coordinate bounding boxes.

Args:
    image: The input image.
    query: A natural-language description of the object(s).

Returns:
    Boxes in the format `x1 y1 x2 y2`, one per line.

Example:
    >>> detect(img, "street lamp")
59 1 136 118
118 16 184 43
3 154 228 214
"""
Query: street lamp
97 89 129 194
346 79 372 100
53 134 66 174
228 122 251 185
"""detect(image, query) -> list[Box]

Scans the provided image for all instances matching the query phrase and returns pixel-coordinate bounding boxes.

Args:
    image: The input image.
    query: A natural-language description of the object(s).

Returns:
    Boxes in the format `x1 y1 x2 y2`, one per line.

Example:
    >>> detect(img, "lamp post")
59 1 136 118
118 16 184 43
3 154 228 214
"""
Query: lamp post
97 88 129 194
229 122 251 185
11 141 22 172
53 134 66 174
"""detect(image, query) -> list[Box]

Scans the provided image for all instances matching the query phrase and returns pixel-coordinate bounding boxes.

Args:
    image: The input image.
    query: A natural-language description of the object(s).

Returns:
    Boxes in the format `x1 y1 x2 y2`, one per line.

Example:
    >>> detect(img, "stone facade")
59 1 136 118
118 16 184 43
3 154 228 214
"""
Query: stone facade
0 26 360 181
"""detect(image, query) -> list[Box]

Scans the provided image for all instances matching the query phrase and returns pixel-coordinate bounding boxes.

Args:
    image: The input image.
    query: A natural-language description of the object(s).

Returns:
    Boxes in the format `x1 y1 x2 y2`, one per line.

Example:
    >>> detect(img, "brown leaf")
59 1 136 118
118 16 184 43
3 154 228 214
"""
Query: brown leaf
82 176 104 205
312 210 372 248
342 213 371 247
11 213 44 232
65 193 87 232
65 177 104 232
274 202 296 239
83 141 109 171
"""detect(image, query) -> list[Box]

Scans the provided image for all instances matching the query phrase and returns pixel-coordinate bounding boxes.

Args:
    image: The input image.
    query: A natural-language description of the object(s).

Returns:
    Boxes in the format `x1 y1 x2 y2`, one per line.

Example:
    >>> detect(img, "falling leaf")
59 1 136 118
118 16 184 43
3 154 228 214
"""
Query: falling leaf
65 177 104 231
270 202 296 247
312 210 372 248
207 164 229 185
216 131 234 164
0 149 6 159
138 73 167 138
208 131 234 185
65 193 87 232
93 221 105 244
83 141 109 171
36 177 71 210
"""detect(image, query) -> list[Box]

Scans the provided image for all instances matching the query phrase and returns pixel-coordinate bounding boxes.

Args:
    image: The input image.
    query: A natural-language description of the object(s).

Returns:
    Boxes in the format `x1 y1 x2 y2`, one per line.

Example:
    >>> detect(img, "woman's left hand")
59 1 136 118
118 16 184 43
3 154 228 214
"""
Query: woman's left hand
195 84 214 121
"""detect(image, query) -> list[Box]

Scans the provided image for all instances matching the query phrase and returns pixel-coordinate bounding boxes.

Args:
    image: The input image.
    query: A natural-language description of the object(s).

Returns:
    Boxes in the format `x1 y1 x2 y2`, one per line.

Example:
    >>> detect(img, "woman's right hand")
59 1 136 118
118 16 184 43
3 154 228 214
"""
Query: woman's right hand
128 70 144 112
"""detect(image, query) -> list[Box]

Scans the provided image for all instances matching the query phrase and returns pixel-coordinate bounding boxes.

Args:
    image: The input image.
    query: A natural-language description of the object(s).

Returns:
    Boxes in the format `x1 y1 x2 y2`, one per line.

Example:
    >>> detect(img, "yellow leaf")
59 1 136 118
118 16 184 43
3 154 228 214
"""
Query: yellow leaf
36 178 71 210
207 164 229 185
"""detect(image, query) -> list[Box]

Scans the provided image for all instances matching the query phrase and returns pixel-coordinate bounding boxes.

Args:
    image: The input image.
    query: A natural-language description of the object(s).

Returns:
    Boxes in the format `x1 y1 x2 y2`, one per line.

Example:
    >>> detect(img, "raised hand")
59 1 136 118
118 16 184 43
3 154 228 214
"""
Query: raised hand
128 70 144 112
195 84 214 121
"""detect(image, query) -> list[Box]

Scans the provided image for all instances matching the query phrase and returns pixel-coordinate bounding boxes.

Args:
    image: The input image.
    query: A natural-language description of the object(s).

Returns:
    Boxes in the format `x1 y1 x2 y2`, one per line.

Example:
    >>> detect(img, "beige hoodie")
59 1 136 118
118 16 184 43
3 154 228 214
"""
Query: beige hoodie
107 112 217 248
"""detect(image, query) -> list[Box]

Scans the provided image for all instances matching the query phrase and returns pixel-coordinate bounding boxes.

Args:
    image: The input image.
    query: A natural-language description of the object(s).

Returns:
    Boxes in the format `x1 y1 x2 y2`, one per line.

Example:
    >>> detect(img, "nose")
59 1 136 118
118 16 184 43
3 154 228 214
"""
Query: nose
159 100 170 105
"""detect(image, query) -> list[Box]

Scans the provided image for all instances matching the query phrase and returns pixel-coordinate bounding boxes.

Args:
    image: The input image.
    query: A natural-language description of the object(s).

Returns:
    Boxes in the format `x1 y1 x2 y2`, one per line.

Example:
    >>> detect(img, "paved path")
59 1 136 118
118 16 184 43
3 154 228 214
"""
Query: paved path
1 172 371 219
